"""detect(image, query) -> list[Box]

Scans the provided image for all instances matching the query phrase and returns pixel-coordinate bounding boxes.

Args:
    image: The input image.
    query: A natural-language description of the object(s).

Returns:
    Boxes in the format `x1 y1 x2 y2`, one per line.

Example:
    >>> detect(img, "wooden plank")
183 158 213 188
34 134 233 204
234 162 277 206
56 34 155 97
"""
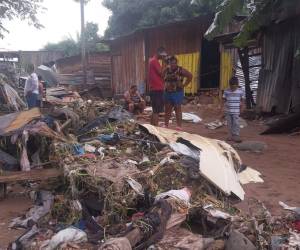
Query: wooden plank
0 108 41 136
0 168 62 183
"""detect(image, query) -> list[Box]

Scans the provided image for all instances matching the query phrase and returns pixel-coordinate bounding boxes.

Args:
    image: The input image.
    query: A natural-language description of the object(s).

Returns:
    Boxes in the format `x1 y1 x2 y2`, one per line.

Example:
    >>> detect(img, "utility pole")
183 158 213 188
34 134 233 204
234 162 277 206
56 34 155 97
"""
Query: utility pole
80 0 87 85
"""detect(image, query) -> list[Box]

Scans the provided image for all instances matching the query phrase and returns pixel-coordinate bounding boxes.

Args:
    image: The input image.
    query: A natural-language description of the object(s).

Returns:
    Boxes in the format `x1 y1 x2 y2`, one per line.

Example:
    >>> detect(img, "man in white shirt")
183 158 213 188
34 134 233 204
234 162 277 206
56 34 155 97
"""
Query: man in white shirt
24 64 39 109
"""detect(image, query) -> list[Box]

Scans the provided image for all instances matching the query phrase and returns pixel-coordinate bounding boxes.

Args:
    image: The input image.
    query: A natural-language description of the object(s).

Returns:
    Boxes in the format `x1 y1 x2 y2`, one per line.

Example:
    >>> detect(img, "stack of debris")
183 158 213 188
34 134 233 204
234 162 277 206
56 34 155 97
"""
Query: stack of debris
0 74 26 112
0 99 298 250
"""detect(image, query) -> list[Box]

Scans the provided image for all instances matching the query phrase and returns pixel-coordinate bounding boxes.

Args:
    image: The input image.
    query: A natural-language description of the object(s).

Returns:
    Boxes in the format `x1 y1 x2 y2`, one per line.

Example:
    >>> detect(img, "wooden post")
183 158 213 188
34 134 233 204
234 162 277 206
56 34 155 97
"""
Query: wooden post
80 0 87 85
238 47 254 109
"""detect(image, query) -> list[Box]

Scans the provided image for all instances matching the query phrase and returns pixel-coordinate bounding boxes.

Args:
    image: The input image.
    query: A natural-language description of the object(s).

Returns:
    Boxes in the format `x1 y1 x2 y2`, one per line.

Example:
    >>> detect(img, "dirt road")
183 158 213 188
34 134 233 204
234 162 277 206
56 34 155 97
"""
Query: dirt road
179 104 300 214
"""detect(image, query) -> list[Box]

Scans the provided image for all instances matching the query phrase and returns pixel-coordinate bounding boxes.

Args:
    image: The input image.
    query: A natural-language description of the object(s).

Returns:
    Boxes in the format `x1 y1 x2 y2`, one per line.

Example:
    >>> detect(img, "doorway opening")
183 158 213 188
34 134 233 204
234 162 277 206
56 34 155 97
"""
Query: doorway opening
200 39 220 89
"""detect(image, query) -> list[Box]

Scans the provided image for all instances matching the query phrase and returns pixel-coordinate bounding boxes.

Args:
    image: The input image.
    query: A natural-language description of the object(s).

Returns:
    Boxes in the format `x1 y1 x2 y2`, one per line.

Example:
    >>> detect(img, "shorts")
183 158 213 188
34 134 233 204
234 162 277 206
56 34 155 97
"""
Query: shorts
150 90 164 114
164 91 184 106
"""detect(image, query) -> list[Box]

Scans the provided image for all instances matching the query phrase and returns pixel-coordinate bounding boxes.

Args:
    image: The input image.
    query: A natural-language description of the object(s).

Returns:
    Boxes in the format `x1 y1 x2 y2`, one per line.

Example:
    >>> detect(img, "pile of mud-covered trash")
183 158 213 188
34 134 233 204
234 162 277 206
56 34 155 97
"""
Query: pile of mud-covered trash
0 91 299 249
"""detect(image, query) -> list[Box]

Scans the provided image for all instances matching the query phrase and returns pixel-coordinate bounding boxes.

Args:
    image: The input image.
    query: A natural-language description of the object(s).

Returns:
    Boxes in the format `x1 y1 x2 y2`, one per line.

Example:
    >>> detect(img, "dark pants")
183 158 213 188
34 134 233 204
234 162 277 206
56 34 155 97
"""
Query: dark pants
26 93 38 109
150 90 164 114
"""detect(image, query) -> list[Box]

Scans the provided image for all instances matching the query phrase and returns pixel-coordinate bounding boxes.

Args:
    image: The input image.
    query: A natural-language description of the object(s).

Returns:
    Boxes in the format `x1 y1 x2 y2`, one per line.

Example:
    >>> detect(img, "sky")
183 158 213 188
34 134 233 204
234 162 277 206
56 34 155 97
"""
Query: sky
0 0 111 51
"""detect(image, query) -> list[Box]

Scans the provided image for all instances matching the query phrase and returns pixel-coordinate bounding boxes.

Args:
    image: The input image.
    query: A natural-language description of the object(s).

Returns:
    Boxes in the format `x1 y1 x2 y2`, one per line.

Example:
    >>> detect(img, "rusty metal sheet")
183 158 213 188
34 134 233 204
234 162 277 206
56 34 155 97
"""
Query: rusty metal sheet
0 108 41 136
111 33 145 95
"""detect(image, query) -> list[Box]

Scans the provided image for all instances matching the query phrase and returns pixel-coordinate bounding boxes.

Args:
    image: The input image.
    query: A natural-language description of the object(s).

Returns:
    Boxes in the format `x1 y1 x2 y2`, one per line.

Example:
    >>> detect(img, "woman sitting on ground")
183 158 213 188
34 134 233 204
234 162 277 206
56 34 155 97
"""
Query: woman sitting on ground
163 56 192 130
124 85 146 114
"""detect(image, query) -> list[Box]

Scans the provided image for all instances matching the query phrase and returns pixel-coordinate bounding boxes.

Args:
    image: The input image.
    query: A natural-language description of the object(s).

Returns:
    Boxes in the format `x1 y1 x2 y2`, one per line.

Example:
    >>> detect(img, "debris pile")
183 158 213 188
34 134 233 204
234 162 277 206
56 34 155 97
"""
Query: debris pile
0 97 298 250
0 74 26 112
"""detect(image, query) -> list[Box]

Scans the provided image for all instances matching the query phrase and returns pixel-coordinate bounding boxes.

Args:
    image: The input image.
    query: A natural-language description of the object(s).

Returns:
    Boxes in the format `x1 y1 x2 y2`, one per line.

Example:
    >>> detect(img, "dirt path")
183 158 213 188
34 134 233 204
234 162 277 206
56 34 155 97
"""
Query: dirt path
178 104 300 215
0 193 32 249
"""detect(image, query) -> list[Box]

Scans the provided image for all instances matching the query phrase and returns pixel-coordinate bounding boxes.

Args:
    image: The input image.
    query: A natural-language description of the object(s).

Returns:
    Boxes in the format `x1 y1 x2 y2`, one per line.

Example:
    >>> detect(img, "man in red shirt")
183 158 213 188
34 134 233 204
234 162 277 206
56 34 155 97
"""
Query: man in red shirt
148 47 167 126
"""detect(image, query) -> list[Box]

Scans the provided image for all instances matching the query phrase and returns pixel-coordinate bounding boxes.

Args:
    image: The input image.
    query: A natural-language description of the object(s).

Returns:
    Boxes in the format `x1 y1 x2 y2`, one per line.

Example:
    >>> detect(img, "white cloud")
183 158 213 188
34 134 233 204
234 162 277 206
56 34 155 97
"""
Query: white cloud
0 0 111 51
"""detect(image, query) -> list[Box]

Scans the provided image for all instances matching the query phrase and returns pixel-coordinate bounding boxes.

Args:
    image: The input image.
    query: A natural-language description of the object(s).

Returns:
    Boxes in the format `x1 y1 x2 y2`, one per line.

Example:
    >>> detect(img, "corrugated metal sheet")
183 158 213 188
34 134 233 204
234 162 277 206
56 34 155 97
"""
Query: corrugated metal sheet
147 19 209 56
176 52 200 94
220 51 233 90
236 53 261 102
111 33 145 95
256 19 297 113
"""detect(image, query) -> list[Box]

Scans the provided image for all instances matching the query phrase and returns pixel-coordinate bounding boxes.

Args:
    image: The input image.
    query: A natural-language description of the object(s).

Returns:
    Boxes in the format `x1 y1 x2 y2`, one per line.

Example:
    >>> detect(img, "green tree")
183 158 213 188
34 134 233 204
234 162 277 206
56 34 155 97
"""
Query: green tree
43 22 108 56
0 0 44 38
205 0 300 47
102 0 223 38
44 37 80 57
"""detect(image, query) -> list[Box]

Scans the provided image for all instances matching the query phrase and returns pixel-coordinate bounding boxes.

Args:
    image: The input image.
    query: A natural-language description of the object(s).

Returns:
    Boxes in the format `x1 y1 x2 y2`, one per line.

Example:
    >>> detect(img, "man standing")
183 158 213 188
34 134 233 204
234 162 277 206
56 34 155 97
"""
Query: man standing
24 64 39 109
148 47 167 126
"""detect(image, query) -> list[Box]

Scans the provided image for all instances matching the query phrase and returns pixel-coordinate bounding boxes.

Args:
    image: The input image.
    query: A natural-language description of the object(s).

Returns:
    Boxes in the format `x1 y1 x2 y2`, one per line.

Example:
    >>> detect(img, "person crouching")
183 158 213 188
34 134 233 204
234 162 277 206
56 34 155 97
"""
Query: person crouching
124 85 146 114
163 56 192 130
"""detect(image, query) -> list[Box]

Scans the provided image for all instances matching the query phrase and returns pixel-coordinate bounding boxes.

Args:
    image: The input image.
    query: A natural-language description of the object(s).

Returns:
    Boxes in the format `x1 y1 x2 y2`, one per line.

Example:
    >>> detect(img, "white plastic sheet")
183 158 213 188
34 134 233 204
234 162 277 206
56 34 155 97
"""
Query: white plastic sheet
141 124 245 200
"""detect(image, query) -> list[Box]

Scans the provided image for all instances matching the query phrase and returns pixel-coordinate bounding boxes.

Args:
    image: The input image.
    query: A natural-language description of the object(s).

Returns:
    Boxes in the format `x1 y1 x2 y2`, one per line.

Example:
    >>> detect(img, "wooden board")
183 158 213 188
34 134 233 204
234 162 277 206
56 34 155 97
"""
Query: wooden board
0 168 62 183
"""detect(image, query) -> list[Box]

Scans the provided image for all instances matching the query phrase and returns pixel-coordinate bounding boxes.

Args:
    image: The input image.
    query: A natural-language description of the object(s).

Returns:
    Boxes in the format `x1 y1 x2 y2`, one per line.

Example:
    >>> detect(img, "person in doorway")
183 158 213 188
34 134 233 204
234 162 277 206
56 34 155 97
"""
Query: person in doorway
37 75 44 108
148 47 167 126
164 56 192 130
223 76 245 143
124 85 146 114
24 64 39 109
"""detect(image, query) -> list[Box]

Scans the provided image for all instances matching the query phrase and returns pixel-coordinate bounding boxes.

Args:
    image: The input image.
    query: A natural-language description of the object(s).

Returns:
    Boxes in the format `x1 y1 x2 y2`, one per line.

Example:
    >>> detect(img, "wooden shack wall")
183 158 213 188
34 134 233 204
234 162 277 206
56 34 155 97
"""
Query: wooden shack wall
56 52 111 75
110 17 213 95
146 20 208 56
56 52 112 97
111 33 145 95
19 51 64 68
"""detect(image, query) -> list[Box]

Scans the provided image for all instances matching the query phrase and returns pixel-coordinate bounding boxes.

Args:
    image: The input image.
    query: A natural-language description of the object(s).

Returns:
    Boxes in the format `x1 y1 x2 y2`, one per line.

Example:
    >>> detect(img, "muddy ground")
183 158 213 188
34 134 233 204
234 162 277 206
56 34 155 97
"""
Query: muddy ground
1 103 300 248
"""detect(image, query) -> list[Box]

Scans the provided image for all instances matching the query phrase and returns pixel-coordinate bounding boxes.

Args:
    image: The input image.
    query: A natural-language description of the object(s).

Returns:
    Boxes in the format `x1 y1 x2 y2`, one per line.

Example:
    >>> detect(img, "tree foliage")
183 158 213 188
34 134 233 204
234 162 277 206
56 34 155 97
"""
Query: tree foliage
102 0 223 38
0 0 44 38
43 22 108 56
205 0 300 47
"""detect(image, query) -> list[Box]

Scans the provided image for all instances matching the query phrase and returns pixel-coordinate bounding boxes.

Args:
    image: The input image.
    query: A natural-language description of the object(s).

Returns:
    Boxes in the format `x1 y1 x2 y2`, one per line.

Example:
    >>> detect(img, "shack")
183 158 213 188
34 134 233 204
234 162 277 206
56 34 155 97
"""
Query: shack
55 52 112 98
212 17 262 104
256 11 300 114
106 15 229 96
208 0 300 114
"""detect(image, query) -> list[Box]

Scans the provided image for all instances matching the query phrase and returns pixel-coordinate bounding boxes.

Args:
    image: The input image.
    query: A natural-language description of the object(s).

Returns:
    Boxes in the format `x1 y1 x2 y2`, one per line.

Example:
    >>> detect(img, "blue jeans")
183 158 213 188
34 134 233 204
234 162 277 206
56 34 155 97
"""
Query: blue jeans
26 93 38 108
226 114 240 136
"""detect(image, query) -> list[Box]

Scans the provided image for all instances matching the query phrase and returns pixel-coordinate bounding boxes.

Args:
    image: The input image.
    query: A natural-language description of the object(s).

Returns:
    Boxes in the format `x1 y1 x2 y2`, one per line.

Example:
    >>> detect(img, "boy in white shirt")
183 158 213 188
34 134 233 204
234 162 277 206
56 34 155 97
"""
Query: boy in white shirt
223 77 245 143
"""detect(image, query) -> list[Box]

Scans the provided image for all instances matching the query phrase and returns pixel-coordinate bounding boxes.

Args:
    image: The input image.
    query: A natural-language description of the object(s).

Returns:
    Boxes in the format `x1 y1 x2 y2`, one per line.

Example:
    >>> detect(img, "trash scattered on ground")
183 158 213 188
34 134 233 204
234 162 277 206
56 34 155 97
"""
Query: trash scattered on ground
206 118 248 130
175 112 202 123
238 166 264 184
205 119 224 130
0 88 297 250
279 201 300 215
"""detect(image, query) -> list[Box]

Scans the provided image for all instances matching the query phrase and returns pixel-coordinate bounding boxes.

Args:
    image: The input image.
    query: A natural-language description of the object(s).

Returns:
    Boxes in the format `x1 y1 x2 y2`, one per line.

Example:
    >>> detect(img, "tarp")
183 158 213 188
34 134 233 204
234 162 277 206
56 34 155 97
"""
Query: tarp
140 124 245 200
36 65 59 86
